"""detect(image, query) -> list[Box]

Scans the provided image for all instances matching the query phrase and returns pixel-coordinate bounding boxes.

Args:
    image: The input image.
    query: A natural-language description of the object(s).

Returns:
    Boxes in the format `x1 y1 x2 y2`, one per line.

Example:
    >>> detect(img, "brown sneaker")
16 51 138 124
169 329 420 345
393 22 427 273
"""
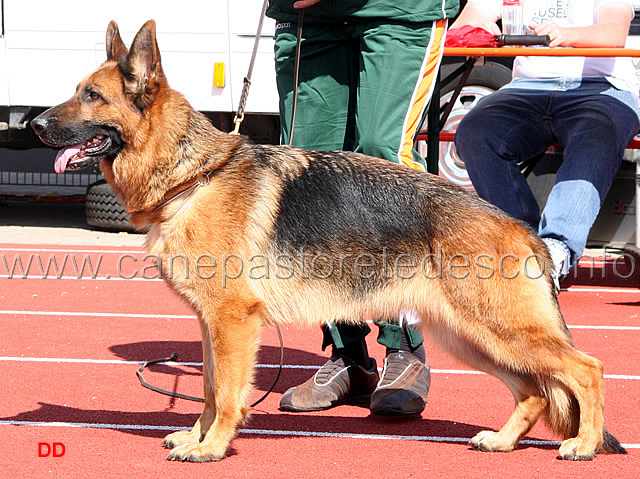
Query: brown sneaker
369 351 430 416
279 356 379 412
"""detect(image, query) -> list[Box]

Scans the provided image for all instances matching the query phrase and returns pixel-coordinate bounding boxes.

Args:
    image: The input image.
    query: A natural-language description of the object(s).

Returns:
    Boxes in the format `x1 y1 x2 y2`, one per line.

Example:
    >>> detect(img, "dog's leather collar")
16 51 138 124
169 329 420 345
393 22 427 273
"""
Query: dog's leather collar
152 170 212 222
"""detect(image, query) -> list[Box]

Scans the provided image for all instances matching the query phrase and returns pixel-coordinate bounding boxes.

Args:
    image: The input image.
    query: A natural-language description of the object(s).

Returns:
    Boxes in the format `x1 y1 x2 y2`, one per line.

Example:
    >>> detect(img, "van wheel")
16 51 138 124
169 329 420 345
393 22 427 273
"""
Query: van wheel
418 62 512 190
429 85 495 189
85 180 135 232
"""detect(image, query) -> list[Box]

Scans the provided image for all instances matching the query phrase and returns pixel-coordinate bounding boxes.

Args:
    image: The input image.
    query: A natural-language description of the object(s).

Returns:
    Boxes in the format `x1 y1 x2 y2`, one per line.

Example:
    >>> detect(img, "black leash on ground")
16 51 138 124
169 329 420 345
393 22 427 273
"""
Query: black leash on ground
136 6 305 408
136 324 284 407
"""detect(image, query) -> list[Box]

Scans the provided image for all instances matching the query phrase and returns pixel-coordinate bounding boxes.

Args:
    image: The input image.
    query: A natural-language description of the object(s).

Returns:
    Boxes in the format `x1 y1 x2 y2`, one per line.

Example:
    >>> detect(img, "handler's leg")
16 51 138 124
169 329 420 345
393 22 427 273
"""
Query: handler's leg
354 19 448 170
275 21 381 413
455 87 558 230
371 317 431 416
541 81 640 262
354 19 445 414
274 22 356 150
279 323 381 412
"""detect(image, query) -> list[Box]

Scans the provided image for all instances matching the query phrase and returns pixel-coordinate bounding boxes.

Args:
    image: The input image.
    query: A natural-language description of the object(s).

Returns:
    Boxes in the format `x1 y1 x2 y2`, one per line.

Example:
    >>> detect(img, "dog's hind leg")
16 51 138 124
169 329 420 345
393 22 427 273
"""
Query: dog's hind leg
429 326 551 453
166 298 264 462
470 375 548 452
467 320 608 459
469 332 609 460
551 352 608 460
427 259 614 460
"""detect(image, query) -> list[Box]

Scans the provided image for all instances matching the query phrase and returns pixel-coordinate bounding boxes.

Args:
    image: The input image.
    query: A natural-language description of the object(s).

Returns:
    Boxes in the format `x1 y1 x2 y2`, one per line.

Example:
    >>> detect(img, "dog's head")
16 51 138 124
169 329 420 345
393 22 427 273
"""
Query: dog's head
30 20 164 173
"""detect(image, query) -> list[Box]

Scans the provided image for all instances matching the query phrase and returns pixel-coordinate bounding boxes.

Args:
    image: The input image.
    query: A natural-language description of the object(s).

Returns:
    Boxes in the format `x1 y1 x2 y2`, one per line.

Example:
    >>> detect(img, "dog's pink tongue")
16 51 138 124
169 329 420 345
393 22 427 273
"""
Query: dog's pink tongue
54 144 83 174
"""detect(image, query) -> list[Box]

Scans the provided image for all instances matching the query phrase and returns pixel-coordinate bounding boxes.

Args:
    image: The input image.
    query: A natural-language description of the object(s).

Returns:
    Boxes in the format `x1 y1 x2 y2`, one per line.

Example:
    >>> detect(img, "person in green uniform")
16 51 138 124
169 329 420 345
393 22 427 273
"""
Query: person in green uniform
267 0 459 416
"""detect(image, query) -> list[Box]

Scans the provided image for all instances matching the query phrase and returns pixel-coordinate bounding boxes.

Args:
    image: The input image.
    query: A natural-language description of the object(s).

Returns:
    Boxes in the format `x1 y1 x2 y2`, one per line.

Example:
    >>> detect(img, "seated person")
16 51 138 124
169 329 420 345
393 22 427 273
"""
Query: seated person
452 0 640 282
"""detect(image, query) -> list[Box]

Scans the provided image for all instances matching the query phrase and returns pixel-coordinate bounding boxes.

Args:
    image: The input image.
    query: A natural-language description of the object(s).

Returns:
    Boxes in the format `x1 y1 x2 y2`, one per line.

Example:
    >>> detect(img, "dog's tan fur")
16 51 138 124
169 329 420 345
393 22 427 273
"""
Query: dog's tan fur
31 20 625 462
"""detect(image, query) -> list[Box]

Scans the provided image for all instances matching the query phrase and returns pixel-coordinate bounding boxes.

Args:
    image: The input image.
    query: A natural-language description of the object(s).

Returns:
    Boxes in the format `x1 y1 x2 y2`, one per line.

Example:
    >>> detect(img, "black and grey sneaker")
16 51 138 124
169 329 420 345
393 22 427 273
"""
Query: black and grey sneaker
279 355 379 412
369 350 430 416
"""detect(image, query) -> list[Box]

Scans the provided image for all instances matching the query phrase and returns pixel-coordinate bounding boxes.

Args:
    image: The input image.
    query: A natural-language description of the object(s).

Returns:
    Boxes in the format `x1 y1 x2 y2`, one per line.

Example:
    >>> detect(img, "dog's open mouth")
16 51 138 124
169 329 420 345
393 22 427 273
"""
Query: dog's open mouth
54 134 112 173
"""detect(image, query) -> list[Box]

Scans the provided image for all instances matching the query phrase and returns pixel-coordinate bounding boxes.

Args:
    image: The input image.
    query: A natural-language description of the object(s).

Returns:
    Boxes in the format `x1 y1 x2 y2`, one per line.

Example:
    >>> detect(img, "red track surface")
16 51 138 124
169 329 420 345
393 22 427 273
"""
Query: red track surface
1 244 639 478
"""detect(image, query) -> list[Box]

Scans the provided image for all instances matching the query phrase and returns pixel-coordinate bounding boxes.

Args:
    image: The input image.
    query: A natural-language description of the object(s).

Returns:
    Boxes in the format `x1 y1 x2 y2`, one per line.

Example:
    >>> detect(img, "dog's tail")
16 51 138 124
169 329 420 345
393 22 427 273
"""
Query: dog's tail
599 428 628 454
540 378 627 454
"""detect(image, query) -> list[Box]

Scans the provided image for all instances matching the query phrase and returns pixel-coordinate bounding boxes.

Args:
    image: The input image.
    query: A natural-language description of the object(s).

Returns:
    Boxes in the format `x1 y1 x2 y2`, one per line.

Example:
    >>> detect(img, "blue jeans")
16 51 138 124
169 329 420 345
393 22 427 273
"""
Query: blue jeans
455 78 640 264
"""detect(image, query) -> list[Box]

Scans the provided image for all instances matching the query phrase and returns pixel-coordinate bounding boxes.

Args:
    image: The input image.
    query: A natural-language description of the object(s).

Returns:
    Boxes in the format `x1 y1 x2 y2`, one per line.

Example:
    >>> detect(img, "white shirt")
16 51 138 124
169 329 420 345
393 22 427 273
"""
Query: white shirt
468 0 639 93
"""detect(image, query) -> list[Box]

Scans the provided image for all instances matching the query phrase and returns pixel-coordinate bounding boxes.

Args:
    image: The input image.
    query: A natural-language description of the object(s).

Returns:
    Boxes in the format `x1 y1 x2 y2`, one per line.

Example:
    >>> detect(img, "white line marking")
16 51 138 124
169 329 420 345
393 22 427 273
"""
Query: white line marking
0 310 196 319
562 287 640 294
0 275 164 281
2 275 639 291
0 357 638 379
0 356 189 366
1 310 639 332
0 247 144 254
0 420 637 449
568 325 640 331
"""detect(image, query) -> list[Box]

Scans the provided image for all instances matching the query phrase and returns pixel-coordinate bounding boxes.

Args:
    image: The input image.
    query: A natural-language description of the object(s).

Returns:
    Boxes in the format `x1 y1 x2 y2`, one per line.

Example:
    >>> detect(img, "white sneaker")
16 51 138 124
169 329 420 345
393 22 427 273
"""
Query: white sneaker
542 237 571 291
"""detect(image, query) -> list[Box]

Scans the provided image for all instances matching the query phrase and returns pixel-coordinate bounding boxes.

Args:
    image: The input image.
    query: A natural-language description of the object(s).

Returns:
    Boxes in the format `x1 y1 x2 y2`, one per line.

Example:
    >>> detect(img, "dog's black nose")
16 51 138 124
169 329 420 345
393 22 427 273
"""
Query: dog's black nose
31 117 48 134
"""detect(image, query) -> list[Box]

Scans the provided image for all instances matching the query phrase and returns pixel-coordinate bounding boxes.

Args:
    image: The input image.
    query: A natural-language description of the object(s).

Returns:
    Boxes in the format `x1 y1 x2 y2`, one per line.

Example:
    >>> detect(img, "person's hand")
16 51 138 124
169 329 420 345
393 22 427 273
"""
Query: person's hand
478 22 502 36
529 21 569 47
293 0 323 7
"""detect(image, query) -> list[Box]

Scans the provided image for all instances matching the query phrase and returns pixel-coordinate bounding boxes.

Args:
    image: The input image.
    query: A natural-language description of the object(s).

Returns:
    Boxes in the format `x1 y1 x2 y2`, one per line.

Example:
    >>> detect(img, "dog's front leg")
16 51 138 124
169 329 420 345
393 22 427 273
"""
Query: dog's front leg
165 300 263 462
162 318 217 450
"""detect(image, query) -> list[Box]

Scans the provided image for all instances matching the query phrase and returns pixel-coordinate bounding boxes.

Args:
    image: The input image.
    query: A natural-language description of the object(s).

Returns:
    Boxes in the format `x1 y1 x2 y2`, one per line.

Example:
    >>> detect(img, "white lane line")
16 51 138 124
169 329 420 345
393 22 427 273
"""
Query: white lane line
1 310 639 332
562 287 640 293
0 419 637 449
0 310 196 319
568 325 640 330
0 275 164 281
0 357 638 380
0 247 145 254
2 275 639 291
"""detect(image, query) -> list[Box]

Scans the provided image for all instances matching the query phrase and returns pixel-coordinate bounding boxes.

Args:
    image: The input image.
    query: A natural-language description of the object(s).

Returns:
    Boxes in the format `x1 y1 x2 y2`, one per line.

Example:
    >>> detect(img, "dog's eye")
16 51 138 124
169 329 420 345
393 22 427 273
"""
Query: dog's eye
89 91 101 101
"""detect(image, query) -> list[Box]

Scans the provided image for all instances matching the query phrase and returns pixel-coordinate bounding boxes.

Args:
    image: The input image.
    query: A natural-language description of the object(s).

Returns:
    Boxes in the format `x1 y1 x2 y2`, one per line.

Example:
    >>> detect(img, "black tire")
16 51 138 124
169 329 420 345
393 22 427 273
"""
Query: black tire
85 180 135 232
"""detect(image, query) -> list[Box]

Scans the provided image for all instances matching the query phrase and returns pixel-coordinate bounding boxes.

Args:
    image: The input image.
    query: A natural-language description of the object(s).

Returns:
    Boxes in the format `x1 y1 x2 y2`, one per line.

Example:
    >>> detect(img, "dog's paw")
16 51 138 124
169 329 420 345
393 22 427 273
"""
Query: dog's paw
558 437 596 461
162 430 200 449
166 443 227 462
469 430 515 453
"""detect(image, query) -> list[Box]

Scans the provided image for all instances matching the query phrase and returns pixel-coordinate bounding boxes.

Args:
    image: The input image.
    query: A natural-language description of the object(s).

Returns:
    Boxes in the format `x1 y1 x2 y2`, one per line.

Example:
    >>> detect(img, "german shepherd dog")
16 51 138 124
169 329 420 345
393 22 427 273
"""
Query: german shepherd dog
31 20 625 462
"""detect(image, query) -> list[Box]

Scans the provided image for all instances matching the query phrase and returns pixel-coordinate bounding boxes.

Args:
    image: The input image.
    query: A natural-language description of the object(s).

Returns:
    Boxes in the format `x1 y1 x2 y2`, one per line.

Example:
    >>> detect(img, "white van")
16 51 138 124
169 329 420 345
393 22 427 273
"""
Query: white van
0 0 281 228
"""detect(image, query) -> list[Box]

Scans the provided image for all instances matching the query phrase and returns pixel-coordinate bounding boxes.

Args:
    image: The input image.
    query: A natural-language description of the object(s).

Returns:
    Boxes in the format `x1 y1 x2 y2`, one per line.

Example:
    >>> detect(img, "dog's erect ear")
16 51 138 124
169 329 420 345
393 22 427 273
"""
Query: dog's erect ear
106 21 128 62
123 20 164 110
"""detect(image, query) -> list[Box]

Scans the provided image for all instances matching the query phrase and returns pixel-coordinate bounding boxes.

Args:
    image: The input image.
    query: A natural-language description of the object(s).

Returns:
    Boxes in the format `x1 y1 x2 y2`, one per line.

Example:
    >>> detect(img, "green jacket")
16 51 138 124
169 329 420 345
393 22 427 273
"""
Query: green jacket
266 0 459 23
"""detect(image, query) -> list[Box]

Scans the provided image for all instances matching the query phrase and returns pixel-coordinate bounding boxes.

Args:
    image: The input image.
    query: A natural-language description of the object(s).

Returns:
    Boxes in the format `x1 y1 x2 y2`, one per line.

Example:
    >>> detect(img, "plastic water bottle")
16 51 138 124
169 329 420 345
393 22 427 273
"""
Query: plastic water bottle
502 0 524 36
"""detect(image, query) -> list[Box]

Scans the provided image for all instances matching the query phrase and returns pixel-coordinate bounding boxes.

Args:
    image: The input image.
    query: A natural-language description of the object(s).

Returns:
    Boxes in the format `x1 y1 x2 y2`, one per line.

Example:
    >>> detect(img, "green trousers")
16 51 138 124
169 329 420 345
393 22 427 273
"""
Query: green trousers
274 18 447 169
274 17 447 350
